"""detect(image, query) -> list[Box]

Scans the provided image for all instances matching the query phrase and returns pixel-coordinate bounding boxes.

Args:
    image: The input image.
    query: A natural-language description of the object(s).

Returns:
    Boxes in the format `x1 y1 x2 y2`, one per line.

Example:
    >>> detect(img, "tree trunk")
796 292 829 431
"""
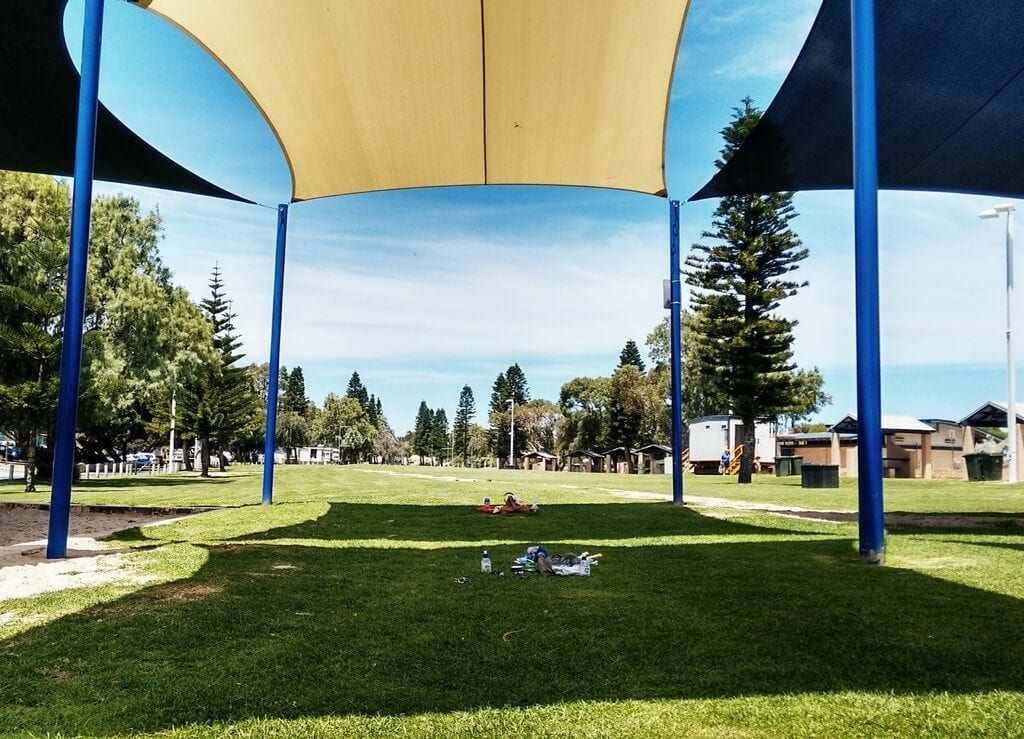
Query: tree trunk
738 417 756 484
218 450 229 470
199 438 211 477
23 433 37 493
183 437 194 471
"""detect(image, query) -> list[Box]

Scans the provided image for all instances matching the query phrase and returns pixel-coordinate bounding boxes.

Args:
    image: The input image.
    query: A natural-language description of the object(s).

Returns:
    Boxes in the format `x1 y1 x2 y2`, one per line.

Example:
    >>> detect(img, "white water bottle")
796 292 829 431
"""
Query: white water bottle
481 550 491 573
581 555 591 576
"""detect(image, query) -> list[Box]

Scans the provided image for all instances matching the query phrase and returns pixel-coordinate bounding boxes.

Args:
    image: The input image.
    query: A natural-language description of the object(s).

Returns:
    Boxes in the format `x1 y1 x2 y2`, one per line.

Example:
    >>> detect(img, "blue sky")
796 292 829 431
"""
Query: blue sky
64 0 1022 434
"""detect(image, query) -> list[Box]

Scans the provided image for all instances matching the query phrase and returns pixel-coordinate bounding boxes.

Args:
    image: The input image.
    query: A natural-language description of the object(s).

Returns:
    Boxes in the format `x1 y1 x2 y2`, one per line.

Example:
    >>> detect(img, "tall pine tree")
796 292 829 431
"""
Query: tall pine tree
430 408 449 463
685 98 808 483
413 401 432 464
180 266 258 476
453 385 475 465
618 340 646 371
283 367 308 415
346 371 370 410
504 363 530 404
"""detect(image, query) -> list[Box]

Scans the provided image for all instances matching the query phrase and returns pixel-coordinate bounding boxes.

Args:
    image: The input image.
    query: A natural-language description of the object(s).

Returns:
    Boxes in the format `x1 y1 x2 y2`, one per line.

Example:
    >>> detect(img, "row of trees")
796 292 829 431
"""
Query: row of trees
0 172 403 490
275 369 401 464
0 172 237 487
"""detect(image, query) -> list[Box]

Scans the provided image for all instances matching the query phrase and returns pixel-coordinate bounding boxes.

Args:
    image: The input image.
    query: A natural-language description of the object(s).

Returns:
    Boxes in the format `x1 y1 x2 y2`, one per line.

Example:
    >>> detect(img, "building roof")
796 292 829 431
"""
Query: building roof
523 451 556 460
566 450 604 460
829 414 936 434
602 446 637 457
959 402 1024 427
778 432 856 442
689 414 735 424
635 444 673 454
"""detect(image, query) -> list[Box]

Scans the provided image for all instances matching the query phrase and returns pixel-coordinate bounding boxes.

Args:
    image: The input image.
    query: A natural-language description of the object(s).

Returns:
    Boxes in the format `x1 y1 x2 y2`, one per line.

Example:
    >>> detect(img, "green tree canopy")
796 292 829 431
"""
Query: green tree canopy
453 385 475 465
685 97 809 483
618 340 646 372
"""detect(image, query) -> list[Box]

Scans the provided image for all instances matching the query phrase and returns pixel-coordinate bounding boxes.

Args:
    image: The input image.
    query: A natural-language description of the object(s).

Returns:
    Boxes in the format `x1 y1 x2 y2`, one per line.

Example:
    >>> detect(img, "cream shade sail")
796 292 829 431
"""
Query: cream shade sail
139 0 690 201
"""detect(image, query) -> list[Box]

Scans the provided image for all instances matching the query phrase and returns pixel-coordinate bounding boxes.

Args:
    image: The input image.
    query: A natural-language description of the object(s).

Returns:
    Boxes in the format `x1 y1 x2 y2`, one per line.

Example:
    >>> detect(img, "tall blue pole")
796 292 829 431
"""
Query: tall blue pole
46 0 105 559
262 204 289 505
669 199 684 505
852 0 885 564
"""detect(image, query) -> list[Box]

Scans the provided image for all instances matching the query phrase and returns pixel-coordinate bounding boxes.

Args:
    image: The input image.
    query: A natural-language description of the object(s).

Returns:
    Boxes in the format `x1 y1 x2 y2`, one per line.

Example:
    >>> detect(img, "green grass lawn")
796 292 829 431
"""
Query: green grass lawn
1 465 1023 736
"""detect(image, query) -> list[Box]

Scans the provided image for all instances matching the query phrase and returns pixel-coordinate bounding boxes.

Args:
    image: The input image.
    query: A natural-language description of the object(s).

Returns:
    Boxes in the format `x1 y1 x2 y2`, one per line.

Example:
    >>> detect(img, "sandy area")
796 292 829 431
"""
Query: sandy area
0 505 201 601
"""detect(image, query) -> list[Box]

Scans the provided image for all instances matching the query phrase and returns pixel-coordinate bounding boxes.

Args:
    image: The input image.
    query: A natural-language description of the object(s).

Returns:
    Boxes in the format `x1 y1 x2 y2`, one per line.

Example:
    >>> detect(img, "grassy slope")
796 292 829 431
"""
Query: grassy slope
0 465 1022 737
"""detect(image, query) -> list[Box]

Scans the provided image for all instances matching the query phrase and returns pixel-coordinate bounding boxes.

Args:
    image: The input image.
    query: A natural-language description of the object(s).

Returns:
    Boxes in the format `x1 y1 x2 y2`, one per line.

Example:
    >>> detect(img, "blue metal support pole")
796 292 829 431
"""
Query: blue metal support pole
852 0 885 564
669 199 685 505
46 0 105 559
262 204 289 505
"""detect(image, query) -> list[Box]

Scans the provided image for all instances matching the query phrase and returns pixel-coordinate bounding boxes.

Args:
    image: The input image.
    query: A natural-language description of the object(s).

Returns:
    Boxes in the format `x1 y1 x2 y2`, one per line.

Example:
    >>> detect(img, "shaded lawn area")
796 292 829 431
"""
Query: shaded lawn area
2 470 1024 737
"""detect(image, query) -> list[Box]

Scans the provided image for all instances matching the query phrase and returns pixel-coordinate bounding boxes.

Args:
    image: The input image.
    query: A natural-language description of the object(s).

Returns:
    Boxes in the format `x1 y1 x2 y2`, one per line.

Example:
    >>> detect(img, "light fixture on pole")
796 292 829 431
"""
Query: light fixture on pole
507 397 515 469
979 203 1018 483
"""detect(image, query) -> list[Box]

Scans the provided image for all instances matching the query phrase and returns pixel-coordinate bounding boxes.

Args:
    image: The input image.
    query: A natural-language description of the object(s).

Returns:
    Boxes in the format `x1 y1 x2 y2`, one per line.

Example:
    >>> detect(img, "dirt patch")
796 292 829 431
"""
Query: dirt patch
41 666 74 681
605 489 670 501
159 583 222 601
0 504 209 601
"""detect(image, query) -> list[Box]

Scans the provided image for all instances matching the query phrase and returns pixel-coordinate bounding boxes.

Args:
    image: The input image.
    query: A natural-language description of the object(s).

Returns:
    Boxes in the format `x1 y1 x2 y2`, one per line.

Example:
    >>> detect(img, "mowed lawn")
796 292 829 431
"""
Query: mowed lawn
1 465 1023 737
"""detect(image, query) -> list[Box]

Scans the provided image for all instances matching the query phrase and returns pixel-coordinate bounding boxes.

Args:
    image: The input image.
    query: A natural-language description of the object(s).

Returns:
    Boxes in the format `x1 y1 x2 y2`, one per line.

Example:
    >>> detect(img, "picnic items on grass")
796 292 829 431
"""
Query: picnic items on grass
478 494 539 514
509 545 601 577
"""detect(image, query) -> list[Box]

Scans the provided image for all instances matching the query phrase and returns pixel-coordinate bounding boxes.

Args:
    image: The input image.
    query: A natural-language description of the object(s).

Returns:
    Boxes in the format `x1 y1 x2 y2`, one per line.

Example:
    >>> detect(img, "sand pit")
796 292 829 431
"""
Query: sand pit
0 505 204 601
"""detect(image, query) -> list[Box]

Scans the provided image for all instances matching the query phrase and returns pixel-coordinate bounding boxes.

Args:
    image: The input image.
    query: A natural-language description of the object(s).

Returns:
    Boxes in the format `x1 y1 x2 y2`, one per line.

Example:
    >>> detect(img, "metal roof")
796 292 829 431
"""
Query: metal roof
959 402 1024 427
829 414 936 434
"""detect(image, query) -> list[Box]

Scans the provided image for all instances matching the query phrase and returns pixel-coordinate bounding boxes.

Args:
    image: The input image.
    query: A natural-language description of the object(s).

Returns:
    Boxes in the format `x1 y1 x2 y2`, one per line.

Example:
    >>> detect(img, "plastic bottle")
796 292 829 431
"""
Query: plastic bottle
580 555 591 576
481 550 492 573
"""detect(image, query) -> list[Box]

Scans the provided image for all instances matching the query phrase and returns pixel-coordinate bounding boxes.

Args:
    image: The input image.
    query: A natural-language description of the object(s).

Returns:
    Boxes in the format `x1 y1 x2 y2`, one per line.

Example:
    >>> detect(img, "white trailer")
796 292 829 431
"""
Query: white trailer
687 415 777 474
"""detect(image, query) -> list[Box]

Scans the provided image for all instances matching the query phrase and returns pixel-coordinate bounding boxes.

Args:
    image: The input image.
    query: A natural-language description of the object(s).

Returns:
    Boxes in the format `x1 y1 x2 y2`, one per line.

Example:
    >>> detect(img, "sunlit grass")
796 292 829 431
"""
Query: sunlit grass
1 465 1023 736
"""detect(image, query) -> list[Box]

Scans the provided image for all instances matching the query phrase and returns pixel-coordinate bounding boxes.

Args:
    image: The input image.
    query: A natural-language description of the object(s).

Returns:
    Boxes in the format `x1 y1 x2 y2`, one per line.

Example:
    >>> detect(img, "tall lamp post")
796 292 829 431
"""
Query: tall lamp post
507 397 515 469
979 203 1018 483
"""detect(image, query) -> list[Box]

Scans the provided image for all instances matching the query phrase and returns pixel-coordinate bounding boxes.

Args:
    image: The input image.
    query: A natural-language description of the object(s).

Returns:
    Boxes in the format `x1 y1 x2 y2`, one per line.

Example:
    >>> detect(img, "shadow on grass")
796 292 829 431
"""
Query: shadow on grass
238 502 823 544
3 504 1024 734
884 511 1024 536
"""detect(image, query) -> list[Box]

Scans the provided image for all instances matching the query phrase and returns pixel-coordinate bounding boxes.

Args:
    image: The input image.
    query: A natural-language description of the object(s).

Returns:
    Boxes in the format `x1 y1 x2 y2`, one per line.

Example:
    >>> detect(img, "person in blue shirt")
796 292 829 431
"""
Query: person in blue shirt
719 449 730 474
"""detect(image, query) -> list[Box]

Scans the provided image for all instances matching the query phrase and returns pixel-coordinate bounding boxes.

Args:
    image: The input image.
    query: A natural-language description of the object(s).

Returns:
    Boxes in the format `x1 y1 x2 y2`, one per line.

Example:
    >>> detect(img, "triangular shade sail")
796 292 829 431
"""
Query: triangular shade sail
691 0 1024 201
138 0 689 201
0 0 247 202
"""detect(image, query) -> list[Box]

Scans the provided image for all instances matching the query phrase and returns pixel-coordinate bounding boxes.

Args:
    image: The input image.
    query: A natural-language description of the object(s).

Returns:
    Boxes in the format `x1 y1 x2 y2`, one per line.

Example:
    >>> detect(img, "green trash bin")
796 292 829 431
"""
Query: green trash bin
963 453 982 481
979 453 1004 481
964 453 1004 481
801 464 839 488
774 455 803 476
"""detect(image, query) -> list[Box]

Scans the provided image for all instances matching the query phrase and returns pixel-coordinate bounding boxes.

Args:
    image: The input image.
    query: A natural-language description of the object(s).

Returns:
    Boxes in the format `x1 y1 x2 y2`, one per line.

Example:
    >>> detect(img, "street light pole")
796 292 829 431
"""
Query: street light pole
979 203 1017 483
507 397 515 469
168 389 177 472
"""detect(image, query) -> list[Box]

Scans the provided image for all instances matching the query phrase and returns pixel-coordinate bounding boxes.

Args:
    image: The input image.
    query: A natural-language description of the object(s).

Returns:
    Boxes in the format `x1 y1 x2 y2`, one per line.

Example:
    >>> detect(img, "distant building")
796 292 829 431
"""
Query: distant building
688 415 777 474
564 450 605 473
959 401 1024 481
635 444 672 474
295 446 339 465
521 450 558 472
603 446 637 474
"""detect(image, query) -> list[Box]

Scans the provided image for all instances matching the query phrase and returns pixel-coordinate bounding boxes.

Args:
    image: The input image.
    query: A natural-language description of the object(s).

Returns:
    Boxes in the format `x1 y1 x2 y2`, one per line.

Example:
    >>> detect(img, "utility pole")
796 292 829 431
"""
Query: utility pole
507 397 515 469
